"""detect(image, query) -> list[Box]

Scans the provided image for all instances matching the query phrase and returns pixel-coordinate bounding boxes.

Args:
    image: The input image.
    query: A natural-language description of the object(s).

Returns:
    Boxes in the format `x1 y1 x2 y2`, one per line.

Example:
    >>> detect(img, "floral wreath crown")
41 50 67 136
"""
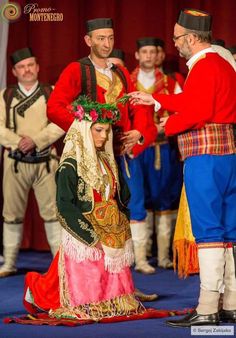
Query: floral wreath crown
67 95 129 124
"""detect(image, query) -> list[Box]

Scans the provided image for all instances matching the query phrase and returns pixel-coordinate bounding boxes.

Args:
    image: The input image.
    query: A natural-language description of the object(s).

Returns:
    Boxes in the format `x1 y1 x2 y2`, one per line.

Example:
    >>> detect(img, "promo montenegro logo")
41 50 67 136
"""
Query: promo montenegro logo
24 3 63 21
0 2 63 23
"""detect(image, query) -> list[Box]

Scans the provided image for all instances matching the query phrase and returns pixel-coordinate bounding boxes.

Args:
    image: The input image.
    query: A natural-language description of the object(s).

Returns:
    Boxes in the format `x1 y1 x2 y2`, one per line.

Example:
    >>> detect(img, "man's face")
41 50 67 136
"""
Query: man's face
135 45 158 70
156 46 165 67
85 28 114 59
173 23 192 60
12 57 39 85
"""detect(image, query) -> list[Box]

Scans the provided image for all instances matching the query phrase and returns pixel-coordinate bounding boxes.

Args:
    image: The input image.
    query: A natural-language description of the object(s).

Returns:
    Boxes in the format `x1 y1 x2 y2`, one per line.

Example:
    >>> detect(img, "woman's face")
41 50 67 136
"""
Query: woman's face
91 123 111 149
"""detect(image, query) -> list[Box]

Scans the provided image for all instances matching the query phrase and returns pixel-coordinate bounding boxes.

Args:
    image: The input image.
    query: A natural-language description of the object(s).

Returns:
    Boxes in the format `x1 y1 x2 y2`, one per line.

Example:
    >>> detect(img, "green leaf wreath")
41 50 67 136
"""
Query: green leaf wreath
66 95 130 123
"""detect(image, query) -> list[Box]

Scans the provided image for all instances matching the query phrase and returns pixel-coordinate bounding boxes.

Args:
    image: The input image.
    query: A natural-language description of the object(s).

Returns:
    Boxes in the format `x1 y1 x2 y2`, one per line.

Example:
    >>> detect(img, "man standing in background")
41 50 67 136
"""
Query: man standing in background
130 37 182 271
0 48 64 277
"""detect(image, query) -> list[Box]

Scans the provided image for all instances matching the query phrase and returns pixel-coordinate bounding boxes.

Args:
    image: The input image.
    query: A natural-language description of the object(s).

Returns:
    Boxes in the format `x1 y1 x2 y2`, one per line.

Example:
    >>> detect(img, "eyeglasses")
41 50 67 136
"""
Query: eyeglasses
172 33 189 42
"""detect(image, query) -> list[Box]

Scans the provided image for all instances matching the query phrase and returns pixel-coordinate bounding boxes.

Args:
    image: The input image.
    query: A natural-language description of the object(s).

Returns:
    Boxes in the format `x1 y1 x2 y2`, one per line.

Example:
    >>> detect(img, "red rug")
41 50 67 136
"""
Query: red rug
4 308 192 326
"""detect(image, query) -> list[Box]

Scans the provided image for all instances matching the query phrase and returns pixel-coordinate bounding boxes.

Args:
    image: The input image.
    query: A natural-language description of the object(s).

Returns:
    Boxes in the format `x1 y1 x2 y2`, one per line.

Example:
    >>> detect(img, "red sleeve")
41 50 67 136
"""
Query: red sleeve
153 58 216 136
47 62 82 131
118 66 157 156
132 106 157 157
174 72 185 89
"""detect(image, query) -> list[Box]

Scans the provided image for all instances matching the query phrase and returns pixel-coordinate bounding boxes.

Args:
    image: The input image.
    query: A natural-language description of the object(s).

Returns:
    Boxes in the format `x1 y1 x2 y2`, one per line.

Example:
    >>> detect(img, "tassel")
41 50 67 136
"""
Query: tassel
154 144 161 170
123 155 131 178
173 239 199 278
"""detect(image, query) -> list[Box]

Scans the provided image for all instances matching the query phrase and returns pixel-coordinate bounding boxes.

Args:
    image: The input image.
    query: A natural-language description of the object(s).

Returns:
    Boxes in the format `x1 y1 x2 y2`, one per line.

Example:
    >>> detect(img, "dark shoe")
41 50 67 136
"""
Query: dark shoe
166 310 220 328
219 309 236 323
134 288 158 302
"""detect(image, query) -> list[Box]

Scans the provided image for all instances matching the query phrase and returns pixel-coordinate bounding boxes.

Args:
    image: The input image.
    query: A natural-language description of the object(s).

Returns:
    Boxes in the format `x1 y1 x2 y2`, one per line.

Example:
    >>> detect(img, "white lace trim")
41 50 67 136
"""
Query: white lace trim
103 239 134 273
61 229 102 262
61 229 134 273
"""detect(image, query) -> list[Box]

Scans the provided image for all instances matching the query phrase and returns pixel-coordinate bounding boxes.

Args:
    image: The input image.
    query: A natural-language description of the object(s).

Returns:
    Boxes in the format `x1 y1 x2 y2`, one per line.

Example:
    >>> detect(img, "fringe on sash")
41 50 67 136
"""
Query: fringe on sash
173 238 199 279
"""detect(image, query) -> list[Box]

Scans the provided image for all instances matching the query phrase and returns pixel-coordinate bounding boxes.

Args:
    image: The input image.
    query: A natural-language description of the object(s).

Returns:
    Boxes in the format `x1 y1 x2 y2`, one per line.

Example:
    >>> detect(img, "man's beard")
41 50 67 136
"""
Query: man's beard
178 44 192 60
94 47 111 59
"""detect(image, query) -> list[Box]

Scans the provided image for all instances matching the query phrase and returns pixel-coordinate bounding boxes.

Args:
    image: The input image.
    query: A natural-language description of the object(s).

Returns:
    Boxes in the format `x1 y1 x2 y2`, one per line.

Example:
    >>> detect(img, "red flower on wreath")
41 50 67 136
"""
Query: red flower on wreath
106 111 113 119
101 108 107 119
90 109 98 122
74 105 84 121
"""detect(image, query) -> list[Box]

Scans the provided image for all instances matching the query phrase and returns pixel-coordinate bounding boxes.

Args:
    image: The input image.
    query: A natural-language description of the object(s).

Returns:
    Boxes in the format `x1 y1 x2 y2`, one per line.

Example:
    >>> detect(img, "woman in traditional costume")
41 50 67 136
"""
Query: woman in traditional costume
23 99 144 321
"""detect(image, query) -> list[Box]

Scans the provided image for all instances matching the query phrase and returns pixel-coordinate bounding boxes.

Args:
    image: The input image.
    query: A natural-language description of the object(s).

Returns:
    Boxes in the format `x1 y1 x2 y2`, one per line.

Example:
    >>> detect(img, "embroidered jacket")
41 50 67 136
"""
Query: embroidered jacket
56 158 131 246
0 83 64 151
47 62 157 157
130 66 177 150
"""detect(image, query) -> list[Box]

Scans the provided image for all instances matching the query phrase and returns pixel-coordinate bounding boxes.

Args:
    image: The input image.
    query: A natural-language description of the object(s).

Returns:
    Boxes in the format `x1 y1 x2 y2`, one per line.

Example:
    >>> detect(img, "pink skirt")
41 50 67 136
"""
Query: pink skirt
24 249 142 320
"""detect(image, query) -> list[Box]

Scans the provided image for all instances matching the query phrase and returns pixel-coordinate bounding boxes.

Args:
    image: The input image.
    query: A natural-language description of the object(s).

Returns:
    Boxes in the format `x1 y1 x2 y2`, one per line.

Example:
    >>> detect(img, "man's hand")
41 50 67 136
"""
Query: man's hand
129 91 155 105
156 123 164 134
121 130 141 154
159 117 169 128
18 136 36 154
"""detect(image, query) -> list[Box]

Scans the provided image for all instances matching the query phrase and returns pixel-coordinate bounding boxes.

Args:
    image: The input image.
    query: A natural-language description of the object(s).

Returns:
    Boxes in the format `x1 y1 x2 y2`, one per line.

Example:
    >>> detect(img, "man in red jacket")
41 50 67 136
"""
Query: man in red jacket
130 9 236 327
47 18 156 158
130 37 183 272
47 18 158 302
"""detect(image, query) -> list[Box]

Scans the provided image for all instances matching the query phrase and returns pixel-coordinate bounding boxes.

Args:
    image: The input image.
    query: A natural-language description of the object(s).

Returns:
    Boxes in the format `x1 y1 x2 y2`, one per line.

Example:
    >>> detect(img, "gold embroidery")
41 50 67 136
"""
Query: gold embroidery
61 128 111 193
85 199 131 249
136 81 156 94
56 208 98 246
77 178 92 202
96 71 123 103
49 293 144 321
58 246 71 308
77 219 97 240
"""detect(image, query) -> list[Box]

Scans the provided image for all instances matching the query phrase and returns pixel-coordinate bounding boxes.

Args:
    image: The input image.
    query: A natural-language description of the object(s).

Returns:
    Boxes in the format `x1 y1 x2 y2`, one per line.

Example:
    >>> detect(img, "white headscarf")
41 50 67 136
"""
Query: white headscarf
60 119 134 273
60 119 118 192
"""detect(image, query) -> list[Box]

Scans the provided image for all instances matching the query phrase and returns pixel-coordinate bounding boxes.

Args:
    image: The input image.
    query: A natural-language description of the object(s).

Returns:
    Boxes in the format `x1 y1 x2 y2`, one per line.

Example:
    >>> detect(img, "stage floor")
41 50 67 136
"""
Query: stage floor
0 251 235 338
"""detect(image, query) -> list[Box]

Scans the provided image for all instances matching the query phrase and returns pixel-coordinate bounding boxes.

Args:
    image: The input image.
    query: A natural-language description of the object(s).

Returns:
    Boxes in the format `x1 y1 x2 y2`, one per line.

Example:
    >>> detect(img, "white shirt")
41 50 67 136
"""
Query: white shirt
99 159 110 201
154 45 236 111
186 47 214 70
89 56 113 81
137 69 156 89
18 81 39 97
